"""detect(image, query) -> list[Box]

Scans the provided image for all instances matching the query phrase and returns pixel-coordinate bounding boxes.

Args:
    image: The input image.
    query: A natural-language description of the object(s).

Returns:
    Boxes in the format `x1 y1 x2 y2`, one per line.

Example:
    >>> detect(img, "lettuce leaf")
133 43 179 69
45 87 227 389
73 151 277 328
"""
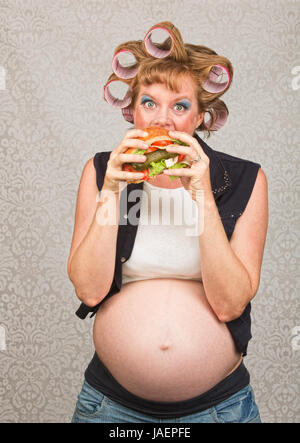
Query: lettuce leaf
149 159 166 177
134 149 147 154
169 139 189 146
148 159 188 180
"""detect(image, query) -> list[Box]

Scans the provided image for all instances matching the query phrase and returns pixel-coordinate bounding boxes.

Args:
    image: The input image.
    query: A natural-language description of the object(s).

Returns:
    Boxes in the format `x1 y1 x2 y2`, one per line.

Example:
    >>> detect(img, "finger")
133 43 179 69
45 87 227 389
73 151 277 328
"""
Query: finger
115 138 149 154
168 130 194 143
123 128 149 141
118 153 147 164
166 145 199 161
163 168 196 177
109 170 145 182
119 171 145 181
166 144 193 154
169 131 205 156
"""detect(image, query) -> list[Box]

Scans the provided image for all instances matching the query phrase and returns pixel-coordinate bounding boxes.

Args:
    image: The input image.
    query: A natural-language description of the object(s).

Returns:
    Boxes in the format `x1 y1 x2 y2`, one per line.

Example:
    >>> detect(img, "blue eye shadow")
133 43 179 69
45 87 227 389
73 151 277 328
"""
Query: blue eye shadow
140 96 190 109
177 99 191 109
141 95 153 104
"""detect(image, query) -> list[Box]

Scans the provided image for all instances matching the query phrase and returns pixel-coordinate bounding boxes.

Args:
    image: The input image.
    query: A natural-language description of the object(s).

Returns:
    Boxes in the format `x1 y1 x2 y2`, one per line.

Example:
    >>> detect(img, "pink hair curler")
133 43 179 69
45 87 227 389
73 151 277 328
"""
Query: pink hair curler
112 49 139 79
143 26 174 58
104 79 132 108
202 64 231 93
121 105 134 123
203 105 228 131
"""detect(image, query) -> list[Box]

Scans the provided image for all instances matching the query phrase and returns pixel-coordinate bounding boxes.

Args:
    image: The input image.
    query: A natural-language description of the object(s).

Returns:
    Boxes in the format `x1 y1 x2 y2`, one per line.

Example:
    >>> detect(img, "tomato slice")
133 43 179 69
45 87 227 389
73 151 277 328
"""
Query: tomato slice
143 169 150 181
123 163 149 181
146 146 158 153
178 154 185 162
151 140 170 148
123 164 136 173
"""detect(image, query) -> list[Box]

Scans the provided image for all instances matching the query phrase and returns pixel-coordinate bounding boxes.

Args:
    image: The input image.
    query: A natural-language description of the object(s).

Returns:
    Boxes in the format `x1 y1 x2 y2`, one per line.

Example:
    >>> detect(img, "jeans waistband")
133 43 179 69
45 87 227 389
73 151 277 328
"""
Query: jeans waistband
85 352 250 418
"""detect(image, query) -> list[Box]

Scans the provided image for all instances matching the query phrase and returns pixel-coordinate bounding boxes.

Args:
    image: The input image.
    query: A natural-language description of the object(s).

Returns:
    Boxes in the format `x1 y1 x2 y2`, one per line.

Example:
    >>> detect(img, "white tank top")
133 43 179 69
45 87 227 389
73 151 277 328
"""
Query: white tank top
122 181 202 284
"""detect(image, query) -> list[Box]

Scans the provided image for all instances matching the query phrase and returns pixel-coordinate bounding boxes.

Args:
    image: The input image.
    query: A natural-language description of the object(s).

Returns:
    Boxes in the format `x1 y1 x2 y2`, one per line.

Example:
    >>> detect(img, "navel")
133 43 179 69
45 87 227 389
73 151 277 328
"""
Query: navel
159 341 171 351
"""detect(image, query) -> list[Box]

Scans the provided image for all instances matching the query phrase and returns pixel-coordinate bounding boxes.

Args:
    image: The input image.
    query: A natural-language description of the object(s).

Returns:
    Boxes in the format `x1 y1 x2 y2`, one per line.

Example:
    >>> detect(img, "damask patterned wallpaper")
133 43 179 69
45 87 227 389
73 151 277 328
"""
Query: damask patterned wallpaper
0 0 299 423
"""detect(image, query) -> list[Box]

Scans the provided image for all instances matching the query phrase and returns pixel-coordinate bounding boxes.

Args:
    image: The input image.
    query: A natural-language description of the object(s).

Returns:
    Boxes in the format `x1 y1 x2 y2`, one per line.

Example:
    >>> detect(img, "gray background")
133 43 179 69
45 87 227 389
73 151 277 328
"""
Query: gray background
0 0 299 423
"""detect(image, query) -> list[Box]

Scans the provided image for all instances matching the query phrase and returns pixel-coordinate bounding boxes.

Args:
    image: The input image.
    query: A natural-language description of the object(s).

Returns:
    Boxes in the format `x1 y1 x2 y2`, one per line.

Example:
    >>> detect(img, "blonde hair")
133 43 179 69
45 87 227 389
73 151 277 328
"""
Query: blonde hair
104 21 233 138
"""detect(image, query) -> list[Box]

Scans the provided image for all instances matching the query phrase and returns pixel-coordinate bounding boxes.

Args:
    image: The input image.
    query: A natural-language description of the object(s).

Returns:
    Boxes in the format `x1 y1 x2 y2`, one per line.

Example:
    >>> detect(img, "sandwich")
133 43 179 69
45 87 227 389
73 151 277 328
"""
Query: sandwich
122 126 189 184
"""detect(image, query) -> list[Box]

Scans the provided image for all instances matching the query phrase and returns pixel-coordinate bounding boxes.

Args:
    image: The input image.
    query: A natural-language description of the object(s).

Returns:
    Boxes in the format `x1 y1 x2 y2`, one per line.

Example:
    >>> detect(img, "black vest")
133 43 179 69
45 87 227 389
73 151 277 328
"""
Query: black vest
75 133 261 357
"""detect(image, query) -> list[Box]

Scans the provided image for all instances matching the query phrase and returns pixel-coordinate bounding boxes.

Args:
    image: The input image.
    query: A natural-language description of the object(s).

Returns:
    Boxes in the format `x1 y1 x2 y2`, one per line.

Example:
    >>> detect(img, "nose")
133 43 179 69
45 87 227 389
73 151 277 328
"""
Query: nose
151 106 173 130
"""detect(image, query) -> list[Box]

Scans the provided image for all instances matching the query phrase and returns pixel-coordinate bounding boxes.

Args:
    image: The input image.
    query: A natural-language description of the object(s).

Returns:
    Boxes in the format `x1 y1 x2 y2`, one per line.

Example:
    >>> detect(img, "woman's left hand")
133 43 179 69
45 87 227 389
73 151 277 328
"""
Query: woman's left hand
163 130 213 200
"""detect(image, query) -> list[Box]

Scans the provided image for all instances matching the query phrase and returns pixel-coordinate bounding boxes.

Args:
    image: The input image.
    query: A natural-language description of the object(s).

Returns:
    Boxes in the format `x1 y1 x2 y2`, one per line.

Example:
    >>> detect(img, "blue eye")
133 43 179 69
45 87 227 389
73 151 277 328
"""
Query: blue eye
144 101 155 108
174 104 185 111
175 101 190 111
140 95 155 108
140 96 190 111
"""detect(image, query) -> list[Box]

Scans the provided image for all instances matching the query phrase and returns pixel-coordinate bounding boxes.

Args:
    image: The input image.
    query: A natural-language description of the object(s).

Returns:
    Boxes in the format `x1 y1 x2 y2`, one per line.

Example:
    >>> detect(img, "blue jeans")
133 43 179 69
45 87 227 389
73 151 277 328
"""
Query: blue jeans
71 379 261 423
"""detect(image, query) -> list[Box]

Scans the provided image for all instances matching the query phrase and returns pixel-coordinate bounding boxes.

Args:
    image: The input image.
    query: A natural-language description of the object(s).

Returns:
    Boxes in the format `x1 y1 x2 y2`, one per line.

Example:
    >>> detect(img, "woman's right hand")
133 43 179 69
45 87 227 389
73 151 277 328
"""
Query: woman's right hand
102 128 149 193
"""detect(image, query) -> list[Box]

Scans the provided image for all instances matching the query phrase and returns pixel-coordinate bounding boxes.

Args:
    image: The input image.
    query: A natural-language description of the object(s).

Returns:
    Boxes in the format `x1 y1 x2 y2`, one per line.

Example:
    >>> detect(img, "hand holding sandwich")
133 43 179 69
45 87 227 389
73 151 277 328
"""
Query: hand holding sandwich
163 130 213 200
103 128 149 193
121 126 213 201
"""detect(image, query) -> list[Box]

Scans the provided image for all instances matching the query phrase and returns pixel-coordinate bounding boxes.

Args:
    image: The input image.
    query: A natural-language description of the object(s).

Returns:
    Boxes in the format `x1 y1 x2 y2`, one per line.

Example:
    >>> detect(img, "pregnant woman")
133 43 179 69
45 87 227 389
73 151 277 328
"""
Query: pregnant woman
68 21 268 423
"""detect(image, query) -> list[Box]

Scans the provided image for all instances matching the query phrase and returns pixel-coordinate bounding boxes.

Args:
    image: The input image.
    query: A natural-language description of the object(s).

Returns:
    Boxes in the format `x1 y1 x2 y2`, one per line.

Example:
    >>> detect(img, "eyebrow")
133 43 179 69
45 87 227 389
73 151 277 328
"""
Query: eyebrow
140 92 191 102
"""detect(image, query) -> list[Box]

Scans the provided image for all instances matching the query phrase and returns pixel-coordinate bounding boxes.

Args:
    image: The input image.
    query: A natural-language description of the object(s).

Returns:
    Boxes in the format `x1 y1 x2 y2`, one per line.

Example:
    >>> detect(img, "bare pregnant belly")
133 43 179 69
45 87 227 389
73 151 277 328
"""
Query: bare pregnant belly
93 278 242 402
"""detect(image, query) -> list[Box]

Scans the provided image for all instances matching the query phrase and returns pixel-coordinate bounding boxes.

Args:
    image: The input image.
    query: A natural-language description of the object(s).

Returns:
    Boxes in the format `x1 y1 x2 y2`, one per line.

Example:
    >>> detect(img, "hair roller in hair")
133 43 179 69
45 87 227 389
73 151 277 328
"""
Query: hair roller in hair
103 78 132 108
121 105 134 123
202 100 228 131
142 21 187 61
143 26 173 58
202 64 231 93
111 40 146 79
112 49 139 79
